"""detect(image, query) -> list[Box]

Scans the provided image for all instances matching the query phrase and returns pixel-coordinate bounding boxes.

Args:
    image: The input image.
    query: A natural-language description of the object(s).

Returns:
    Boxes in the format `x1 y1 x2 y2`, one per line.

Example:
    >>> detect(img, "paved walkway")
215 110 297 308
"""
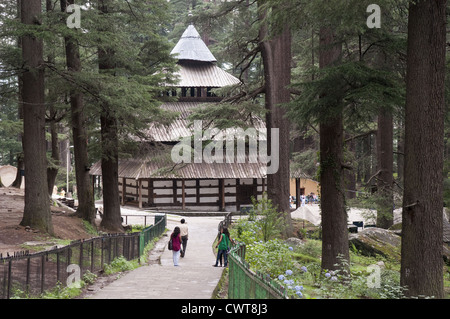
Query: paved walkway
89 215 225 299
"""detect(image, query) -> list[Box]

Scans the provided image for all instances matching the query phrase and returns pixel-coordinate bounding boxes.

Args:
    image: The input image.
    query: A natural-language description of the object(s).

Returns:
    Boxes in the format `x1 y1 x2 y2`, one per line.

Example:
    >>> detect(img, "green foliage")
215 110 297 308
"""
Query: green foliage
230 194 285 244
1 0 180 168
231 218 411 298
103 256 139 275
187 94 266 131
245 239 296 278
231 218 261 245
288 61 404 128
250 194 284 241
82 270 98 286
39 283 82 299
189 0 261 82
82 220 99 236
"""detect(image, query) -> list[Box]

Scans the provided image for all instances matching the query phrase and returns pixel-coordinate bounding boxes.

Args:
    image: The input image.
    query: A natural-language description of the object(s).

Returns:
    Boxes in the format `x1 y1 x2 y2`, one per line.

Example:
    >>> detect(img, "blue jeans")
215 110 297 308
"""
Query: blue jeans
215 249 228 266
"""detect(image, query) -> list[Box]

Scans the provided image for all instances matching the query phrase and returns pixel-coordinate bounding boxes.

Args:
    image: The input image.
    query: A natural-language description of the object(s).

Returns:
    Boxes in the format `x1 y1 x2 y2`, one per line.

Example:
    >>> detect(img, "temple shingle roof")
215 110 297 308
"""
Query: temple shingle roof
170 25 217 63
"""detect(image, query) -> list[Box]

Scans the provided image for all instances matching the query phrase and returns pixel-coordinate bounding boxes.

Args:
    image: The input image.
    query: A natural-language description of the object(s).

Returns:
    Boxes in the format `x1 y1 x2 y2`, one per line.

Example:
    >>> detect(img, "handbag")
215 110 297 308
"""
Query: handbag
168 237 173 250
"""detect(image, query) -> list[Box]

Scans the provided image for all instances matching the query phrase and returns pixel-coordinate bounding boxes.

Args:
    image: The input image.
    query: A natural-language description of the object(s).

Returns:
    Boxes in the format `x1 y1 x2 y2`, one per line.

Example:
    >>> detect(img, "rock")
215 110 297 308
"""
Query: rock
349 227 401 261
349 227 450 265
443 244 450 266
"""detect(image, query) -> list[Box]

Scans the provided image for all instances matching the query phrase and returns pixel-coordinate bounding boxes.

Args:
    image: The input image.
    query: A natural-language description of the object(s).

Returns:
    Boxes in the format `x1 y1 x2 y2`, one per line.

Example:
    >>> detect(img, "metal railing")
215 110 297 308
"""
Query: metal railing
228 242 288 299
219 214 287 299
0 214 166 299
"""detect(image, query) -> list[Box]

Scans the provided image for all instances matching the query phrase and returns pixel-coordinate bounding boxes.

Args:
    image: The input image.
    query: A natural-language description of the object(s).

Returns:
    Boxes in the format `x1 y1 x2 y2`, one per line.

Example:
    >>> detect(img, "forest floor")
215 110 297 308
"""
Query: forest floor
0 187 94 256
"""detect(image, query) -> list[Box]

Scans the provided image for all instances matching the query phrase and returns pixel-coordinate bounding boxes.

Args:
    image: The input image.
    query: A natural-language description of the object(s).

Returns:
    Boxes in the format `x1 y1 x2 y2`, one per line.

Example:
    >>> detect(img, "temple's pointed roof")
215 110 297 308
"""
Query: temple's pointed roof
170 25 217 62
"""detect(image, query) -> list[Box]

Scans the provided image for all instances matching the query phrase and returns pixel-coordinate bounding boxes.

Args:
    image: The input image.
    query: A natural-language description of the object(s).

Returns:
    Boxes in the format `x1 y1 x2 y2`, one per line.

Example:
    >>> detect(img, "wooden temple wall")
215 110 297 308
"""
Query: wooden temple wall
118 177 266 212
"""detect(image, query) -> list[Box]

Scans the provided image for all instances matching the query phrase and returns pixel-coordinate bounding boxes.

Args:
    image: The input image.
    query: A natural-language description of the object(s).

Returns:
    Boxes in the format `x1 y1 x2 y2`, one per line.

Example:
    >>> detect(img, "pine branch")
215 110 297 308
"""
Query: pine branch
44 63 102 102
236 45 261 82
220 85 265 104
344 129 377 144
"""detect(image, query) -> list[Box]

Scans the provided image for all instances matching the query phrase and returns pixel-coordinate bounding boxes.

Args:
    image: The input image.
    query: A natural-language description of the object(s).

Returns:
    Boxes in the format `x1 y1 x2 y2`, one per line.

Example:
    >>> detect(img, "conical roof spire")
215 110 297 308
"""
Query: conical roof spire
170 25 216 63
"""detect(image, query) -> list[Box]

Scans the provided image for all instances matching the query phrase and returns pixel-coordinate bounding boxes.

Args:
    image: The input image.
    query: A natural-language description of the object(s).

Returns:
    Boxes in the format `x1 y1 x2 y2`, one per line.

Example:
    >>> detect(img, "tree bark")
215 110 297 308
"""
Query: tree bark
344 134 356 199
98 0 123 232
19 0 53 234
400 0 446 298
46 0 60 197
12 0 23 189
258 2 293 237
396 118 405 187
47 114 60 196
318 26 349 271
61 0 96 226
376 110 393 228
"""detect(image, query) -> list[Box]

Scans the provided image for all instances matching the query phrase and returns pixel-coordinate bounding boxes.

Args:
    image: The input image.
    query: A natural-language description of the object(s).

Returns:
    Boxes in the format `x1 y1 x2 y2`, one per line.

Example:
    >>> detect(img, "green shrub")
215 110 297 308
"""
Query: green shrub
250 195 284 241
104 256 139 275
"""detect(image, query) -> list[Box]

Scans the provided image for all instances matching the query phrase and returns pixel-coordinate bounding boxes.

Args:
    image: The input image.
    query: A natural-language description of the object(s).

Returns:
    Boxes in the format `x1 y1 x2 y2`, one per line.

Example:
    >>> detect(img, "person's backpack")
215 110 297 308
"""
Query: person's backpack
168 237 173 250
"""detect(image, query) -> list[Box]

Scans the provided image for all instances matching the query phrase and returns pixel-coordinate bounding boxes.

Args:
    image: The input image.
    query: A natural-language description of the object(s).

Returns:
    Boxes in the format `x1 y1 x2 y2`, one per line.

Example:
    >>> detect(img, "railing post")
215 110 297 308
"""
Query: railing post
101 238 104 269
56 252 60 284
7 260 12 299
91 240 95 273
26 257 31 295
108 237 112 264
79 241 84 277
41 255 45 294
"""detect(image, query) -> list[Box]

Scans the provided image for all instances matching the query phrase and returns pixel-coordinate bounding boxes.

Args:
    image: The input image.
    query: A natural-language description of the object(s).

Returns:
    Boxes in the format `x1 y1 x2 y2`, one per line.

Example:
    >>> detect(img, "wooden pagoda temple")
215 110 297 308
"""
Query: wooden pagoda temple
90 24 271 212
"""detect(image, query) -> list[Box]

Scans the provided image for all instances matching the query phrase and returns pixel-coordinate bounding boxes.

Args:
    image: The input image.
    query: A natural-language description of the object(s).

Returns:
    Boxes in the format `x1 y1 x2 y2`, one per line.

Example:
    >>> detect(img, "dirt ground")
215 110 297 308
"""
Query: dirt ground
0 187 94 256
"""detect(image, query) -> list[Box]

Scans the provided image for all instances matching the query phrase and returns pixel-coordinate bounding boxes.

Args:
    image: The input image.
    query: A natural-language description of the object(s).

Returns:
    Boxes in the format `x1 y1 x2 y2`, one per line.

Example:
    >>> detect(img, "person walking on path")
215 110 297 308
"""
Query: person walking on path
170 226 182 266
213 227 231 267
179 219 188 257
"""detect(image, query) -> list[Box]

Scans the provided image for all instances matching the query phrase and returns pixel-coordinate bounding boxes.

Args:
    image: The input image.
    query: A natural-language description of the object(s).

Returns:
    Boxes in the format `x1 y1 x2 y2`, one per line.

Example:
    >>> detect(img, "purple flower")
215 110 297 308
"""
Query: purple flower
331 276 338 282
288 246 293 251
301 266 307 272
325 272 331 278
278 275 285 281
296 291 303 298
285 269 293 276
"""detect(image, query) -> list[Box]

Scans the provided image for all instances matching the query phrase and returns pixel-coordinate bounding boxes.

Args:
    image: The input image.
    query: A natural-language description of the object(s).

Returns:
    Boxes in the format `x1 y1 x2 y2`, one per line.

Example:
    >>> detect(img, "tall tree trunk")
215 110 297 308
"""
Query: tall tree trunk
46 0 60 197
400 0 446 298
376 111 393 228
344 134 356 199
19 0 53 234
396 118 405 187
98 0 123 232
61 0 96 225
318 26 349 271
47 115 60 196
258 2 293 237
12 0 23 189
